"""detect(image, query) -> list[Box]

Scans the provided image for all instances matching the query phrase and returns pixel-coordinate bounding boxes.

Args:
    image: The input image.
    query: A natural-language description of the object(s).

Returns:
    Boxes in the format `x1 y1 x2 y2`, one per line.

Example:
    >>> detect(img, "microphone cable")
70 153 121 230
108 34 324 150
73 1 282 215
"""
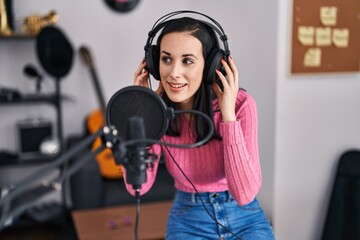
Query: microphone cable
115 109 242 239
124 109 242 239
131 153 157 240
134 189 140 240
163 145 243 240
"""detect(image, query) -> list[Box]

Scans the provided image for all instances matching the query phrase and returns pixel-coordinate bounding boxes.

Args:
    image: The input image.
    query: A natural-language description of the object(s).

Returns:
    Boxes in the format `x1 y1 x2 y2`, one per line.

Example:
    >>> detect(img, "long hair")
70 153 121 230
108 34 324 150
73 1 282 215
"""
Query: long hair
157 17 222 142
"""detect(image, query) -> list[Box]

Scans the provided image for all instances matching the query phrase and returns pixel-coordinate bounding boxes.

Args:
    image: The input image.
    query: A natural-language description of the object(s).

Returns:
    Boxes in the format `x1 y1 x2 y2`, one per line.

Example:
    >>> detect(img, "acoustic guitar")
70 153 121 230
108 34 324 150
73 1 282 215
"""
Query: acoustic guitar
79 46 123 179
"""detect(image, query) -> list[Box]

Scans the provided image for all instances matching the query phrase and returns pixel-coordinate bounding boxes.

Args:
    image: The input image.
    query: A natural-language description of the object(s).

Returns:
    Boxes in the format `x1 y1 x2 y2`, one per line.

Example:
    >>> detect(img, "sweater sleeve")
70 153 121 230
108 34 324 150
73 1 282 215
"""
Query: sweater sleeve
123 144 162 196
220 92 262 205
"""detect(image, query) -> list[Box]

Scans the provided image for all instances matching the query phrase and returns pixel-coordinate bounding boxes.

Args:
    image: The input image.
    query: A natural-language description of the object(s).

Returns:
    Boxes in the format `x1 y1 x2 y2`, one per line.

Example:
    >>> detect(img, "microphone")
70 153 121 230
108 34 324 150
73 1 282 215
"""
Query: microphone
23 64 43 94
105 86 214 191
124 117 148 190
23 64 42 79
106 86 171 190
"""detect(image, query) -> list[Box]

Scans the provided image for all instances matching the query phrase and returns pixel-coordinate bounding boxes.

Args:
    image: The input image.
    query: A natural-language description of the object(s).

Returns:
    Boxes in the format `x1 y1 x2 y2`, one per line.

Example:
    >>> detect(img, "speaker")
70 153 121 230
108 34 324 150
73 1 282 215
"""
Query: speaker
16 119 53 159
144 10 230 85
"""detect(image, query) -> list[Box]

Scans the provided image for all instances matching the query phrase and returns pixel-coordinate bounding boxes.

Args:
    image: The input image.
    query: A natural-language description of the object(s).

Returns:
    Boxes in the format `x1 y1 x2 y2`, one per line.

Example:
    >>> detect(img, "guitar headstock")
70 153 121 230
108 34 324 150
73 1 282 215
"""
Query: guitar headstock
79 45 94 68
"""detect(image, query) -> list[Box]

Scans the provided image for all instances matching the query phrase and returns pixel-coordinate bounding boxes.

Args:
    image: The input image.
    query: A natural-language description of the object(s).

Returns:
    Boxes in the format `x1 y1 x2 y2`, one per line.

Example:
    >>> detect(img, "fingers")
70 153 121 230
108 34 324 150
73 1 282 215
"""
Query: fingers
227 56 239 89
133 58 149 86
212 82 222 98
215 69 228 92
214 56 239 96
222 57 237 87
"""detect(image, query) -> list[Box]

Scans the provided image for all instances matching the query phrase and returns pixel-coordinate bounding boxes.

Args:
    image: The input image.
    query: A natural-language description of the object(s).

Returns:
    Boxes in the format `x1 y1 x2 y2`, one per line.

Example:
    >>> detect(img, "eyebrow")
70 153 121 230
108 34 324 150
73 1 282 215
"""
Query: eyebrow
161 51 199 59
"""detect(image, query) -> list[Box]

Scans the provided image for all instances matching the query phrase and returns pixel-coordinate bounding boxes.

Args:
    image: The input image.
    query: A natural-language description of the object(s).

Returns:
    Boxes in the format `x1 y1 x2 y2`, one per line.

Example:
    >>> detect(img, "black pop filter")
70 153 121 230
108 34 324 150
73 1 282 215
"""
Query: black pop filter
106 86 170 145
36 26 74 79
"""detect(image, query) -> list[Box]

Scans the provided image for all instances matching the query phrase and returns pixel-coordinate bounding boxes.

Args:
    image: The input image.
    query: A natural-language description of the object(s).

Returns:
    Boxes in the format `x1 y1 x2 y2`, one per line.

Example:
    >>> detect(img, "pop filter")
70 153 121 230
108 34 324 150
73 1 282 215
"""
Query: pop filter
36 26 74 79
106 86 170 145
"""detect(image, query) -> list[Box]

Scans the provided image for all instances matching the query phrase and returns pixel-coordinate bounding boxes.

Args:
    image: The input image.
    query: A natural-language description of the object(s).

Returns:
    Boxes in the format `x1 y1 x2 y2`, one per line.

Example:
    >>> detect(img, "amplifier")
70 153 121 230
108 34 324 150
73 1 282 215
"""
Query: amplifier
16 119 53 159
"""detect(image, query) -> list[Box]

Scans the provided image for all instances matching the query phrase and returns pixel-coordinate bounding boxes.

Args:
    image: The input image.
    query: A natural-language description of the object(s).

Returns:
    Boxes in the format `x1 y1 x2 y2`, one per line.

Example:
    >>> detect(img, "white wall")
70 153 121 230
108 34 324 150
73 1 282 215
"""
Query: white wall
274 0 360 239
9 1 360 240
1 0 277 219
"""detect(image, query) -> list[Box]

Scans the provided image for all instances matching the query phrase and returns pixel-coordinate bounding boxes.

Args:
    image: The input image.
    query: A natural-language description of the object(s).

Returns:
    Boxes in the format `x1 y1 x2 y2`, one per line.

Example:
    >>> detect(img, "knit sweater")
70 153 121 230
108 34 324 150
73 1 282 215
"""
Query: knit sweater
124 89 262 206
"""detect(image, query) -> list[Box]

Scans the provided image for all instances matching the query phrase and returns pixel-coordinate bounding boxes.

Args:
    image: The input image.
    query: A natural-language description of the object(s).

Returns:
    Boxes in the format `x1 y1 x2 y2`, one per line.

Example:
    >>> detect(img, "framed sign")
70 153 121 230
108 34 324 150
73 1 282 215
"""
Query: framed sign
291 0 360 74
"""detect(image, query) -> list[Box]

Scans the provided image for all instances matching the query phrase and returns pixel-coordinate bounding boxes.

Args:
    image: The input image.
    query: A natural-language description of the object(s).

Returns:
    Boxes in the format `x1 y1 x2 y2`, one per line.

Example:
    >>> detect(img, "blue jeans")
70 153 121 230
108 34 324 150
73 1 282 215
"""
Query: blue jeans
166 190 275 240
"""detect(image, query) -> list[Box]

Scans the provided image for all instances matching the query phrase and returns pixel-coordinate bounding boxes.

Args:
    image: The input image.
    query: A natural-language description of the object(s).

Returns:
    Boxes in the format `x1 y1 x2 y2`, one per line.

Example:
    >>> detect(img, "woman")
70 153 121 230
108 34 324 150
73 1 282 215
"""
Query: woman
129 14 275 240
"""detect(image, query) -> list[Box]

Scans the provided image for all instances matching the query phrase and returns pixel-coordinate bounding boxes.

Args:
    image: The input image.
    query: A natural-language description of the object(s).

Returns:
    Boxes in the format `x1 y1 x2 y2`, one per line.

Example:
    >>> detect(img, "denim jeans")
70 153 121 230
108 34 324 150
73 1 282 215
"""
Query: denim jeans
166 190 275 240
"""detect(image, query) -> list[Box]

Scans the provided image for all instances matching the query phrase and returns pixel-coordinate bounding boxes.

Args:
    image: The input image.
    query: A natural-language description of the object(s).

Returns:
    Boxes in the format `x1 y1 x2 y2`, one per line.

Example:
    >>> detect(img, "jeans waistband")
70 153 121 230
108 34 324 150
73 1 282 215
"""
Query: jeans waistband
174 190 234 203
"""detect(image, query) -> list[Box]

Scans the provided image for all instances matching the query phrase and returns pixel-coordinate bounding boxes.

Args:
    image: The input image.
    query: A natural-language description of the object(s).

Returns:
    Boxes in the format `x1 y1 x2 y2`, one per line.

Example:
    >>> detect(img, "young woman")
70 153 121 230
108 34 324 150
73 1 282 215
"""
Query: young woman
129 13 275 240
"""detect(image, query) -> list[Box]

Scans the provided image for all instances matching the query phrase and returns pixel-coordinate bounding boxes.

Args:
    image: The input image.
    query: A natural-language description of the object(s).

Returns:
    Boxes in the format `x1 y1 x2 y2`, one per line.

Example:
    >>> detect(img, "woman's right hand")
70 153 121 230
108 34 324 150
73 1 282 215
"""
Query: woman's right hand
133 58 149 87
133 58 164 96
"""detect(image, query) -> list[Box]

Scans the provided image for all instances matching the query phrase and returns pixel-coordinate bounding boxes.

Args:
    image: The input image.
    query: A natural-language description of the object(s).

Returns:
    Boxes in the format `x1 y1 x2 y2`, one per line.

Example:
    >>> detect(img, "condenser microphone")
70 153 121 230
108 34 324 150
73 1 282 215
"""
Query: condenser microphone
106 86 172 189
124 117 148 190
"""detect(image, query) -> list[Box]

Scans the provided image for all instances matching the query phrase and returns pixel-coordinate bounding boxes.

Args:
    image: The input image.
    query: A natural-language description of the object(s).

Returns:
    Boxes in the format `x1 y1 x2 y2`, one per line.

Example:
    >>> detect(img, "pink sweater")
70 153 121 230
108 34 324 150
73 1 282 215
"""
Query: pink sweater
124 89 262 205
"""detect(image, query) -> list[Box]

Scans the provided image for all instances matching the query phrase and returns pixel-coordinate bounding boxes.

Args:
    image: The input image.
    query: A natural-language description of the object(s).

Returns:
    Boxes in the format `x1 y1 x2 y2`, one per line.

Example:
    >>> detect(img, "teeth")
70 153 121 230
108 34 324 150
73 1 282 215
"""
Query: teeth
169 83 187 88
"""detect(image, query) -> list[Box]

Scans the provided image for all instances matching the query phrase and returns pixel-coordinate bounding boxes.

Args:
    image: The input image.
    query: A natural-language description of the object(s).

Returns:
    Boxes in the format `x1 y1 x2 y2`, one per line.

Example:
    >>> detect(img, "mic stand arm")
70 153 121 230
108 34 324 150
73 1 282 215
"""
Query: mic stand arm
0 126 119 231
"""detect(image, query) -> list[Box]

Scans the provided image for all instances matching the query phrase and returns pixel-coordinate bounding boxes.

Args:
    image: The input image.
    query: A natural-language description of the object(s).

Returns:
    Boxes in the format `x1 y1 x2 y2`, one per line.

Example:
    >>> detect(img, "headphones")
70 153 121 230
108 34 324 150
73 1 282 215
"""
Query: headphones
144 10 230 85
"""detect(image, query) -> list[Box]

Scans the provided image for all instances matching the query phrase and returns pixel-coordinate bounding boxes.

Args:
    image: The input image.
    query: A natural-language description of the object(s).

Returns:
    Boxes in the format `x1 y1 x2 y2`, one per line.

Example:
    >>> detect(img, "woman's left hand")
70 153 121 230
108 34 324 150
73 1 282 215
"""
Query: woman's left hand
212 56 239 122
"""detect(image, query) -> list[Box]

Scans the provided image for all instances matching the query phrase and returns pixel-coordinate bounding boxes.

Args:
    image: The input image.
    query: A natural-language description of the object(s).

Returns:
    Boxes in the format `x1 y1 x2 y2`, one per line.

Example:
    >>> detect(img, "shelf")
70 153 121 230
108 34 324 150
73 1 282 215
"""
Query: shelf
0 34 35 40
0 154 60 166
0 94 72 106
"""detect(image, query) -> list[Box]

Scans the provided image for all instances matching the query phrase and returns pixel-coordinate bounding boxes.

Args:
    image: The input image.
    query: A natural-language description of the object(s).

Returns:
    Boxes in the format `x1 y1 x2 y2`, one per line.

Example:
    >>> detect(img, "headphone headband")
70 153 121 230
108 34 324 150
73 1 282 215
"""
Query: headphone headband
144 10 230 84
145 10 230 57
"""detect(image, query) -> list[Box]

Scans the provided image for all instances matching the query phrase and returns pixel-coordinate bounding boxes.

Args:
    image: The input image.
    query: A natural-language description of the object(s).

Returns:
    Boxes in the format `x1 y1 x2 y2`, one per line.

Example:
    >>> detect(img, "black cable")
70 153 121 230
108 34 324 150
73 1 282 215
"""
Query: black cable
134 189 140 240
164 145 243 240
110 109 235 238
124 109 214 149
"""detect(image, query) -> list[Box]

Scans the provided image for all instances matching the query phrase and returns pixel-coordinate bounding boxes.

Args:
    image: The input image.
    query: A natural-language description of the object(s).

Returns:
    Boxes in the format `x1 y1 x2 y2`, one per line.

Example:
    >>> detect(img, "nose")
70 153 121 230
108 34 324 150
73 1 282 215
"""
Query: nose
169 61 182 79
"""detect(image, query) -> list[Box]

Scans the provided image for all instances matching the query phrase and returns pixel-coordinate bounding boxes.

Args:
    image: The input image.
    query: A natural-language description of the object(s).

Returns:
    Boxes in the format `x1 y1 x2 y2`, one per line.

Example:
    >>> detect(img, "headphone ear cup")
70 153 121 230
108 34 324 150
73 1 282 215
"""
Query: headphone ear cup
145 45 160 80
204 48 225 85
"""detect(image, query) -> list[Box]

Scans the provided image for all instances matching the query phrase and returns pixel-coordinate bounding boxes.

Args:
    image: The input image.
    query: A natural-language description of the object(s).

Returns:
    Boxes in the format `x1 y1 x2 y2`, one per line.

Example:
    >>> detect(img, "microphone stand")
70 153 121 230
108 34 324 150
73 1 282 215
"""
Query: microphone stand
0 126 120 231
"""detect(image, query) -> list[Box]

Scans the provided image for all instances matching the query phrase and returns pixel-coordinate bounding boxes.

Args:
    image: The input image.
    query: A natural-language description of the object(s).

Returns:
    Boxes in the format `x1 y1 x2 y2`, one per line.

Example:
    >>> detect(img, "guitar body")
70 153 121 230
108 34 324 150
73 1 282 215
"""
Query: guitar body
86 109 104 134
80 46 123 179
86 109 123 179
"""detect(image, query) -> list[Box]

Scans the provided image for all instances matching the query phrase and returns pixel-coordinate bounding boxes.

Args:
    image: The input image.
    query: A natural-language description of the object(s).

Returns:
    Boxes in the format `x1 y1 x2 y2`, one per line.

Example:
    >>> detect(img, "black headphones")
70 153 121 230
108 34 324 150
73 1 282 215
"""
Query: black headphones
144 10 230 85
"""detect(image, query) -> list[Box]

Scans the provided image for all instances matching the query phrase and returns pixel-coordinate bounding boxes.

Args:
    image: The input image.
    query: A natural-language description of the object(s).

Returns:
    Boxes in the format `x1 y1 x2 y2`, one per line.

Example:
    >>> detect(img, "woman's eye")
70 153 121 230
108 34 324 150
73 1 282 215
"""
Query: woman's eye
183 58 193 65
161 57 171 64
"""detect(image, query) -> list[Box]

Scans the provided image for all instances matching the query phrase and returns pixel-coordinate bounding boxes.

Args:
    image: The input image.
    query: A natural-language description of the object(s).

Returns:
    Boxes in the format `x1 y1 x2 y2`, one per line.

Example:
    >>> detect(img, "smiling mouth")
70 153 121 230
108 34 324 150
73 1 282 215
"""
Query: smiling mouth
168 82 187 88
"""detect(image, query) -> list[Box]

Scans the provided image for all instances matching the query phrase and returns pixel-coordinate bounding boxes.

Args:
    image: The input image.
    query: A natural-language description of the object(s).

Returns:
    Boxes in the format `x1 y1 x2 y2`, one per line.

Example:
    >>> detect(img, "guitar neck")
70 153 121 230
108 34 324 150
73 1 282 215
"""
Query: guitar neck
89 67 107 113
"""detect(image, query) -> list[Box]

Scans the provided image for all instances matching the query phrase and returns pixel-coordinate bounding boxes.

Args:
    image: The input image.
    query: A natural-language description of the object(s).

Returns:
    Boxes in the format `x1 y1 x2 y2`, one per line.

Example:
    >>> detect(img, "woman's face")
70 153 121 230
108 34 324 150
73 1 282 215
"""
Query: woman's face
159 32 205 110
